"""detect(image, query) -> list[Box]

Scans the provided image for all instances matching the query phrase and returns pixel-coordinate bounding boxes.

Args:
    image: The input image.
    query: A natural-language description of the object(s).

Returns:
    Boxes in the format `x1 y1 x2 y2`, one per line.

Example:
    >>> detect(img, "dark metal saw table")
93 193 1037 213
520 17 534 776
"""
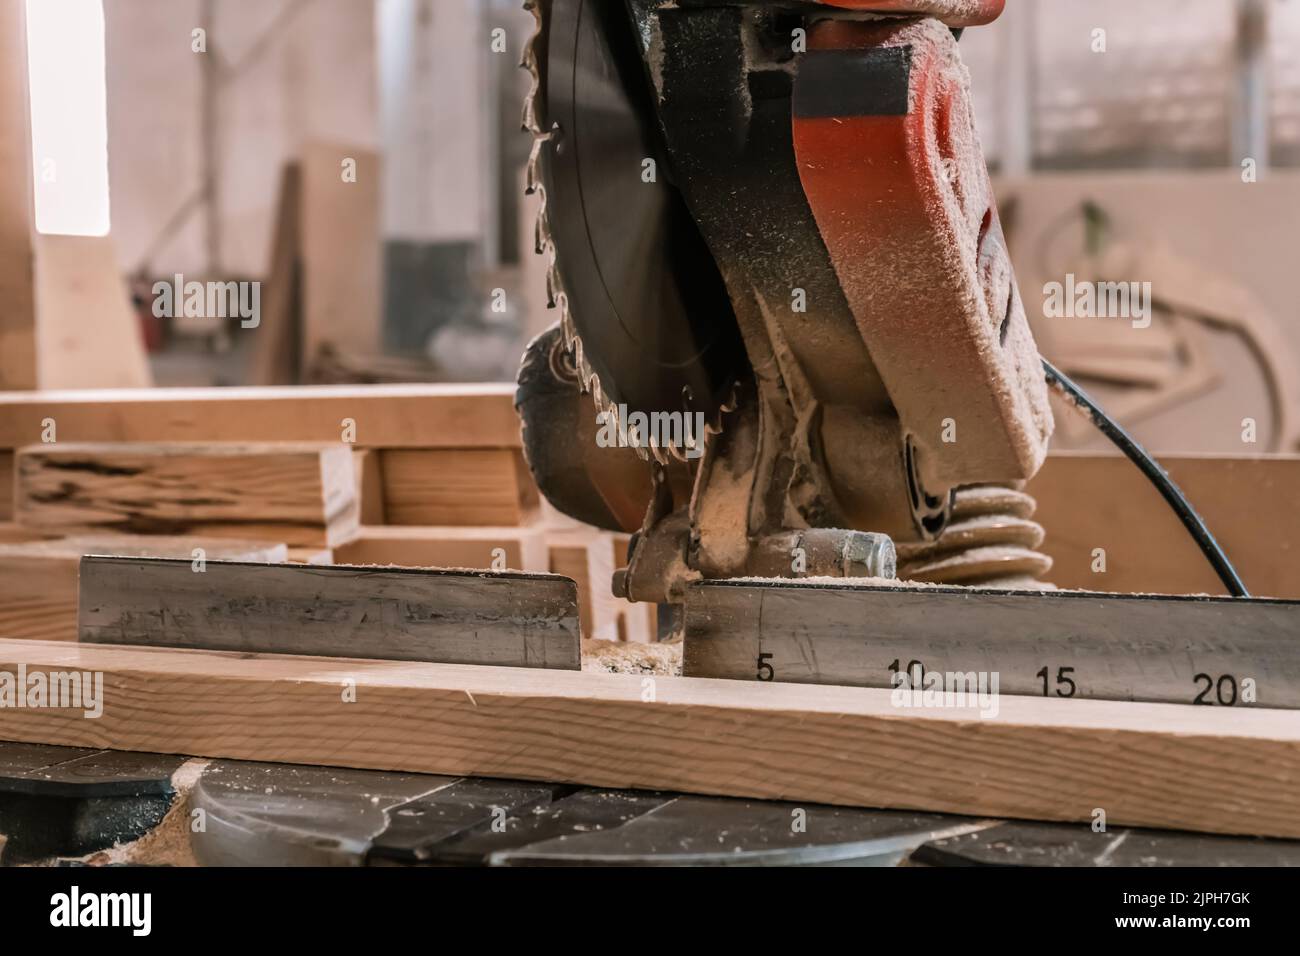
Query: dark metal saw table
2 742 1296 867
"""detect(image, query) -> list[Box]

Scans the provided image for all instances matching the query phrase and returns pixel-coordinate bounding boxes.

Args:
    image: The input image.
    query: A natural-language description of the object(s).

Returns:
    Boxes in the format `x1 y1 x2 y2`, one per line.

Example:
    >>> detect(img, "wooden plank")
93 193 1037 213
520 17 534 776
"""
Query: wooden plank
300 142 381 373
333 524 548 572
14 442 357 547
0 536 287 642
352 449 385 525
0 384 520 449
78 557 580 670
34 234 152 388
380 448 538 526
0 524 48 544
246 163 302 386
284 547 333 565
0 0 36 390
0 449 11 521
0 638 1297 838
683 579 1300 708
1028 452 1300 598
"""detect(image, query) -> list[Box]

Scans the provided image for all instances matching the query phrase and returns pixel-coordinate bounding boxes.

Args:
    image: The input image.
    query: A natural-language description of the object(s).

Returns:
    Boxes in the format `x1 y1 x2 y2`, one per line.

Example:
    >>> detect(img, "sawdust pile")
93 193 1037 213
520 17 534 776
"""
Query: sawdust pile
582 637 682 675
74 758 209 867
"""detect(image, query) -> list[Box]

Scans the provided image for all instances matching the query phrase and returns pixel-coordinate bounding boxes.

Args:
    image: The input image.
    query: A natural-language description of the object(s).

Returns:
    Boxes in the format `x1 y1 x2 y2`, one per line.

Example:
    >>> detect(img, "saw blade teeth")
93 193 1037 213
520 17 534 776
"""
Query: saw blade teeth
525 138 544 192
520 1 544 134
520 0 727 466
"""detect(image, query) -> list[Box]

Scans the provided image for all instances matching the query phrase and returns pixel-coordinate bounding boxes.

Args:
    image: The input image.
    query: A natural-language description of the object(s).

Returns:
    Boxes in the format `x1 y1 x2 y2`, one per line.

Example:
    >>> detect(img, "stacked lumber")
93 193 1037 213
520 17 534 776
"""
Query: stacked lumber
0 385 654 642
14 443 356 546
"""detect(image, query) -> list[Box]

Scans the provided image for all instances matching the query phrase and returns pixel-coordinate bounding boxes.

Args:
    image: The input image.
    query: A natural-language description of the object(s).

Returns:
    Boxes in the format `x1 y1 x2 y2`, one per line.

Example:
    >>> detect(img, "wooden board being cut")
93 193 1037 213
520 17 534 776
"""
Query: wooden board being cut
79 557 580 669
380 448 538 526
14 442 357 547
0 536 287 642
0 639 1296 838
1029 452 1300 598
0 384 520 450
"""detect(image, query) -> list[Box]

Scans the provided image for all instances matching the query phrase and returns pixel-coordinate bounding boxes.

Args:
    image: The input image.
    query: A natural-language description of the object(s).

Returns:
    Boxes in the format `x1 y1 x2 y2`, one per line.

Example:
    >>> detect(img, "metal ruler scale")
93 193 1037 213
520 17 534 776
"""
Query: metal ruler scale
684 580 1300 709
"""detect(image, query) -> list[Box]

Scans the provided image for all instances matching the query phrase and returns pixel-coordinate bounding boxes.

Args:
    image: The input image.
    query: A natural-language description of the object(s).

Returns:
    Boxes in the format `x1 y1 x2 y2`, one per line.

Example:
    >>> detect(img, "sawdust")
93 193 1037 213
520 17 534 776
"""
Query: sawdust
71 758 209 867
582 637 682 675
728 573 946 589
797 17 1052 491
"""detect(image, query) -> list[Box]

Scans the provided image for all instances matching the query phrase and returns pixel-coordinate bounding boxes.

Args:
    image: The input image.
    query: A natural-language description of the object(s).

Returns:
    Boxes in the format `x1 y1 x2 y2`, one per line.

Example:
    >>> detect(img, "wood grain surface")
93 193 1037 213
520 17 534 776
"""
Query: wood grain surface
379 448 537 526
0 384 521 449
15 442 357 546
0 639 1294 837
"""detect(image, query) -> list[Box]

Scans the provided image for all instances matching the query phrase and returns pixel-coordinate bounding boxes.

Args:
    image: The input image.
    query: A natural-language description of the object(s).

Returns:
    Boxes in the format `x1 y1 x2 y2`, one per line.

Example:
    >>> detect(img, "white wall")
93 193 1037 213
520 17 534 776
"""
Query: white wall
378 0 490 245
104 0 378 280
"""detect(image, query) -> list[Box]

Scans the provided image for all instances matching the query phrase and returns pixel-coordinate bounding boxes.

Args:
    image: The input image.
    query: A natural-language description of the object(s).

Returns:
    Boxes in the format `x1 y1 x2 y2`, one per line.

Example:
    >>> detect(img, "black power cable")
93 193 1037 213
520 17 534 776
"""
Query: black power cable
1041 356 1250 598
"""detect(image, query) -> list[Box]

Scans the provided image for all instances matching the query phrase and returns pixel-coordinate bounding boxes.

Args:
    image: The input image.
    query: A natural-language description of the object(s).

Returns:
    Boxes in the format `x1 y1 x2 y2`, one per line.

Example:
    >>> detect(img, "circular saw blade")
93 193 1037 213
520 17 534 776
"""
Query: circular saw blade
523 0 748 462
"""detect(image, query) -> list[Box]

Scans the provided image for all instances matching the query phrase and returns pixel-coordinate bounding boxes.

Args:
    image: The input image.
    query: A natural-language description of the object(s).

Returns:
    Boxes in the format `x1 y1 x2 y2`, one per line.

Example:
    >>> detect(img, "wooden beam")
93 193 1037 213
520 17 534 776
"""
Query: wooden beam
0 0 36 390
284 546 334 565
246 163 302 386
14 442 357 547
352 449 386 525
0 384 520 450
0 537 287 642
78 558 579 669
380 448 537 526
34 234 152 388
0 524 48 544
1028 452 1300 598
300 142 381 373
0 638 1296 837
0 449 11 521
333 524 549 572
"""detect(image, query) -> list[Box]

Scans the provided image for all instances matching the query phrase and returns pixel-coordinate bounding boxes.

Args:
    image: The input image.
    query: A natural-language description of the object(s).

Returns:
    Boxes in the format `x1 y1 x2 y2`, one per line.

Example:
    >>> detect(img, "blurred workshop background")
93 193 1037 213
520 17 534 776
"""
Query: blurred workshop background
3 0 1299 455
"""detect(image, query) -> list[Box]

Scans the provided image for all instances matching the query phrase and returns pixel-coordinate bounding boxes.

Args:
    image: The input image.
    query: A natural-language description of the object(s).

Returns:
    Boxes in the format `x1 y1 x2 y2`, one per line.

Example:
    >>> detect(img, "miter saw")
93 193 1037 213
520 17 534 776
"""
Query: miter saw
515 0 1060 605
